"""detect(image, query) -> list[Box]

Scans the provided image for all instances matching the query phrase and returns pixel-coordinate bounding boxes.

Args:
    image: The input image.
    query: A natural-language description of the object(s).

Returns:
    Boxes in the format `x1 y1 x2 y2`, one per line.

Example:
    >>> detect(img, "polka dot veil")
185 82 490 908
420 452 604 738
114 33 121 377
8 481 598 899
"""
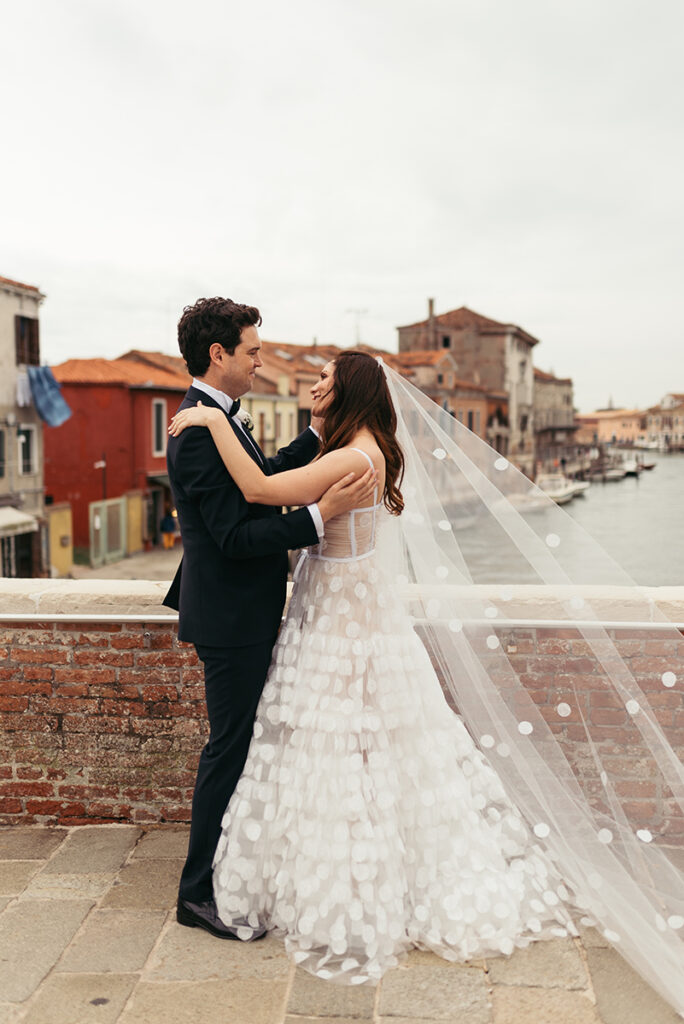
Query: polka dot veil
381 364 684 1014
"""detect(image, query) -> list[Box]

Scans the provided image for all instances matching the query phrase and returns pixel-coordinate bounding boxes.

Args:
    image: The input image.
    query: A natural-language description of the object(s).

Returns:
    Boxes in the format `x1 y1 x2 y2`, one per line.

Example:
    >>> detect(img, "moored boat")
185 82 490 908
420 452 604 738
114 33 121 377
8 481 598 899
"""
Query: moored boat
535 473 577 505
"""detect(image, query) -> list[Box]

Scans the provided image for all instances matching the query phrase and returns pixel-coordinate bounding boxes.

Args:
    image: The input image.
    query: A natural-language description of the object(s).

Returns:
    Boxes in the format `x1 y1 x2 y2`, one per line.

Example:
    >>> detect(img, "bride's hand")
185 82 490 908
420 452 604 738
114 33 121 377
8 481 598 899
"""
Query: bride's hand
168 401 220 436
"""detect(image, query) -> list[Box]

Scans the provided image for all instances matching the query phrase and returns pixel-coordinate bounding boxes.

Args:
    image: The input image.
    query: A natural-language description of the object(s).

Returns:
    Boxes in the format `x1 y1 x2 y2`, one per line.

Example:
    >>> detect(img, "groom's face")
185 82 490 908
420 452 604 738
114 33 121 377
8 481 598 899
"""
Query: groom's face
219 325 263 397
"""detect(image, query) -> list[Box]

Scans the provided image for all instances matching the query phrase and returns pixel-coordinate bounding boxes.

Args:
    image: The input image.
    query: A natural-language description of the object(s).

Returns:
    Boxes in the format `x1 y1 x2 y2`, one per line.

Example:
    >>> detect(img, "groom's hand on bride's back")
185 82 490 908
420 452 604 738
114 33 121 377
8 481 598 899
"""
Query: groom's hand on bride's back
317 468 377 522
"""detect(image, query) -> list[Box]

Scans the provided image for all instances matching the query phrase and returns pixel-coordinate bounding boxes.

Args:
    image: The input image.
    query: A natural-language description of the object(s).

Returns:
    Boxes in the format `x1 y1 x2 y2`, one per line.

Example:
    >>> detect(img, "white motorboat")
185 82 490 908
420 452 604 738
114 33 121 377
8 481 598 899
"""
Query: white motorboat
571 479 591 497
535 473 577 505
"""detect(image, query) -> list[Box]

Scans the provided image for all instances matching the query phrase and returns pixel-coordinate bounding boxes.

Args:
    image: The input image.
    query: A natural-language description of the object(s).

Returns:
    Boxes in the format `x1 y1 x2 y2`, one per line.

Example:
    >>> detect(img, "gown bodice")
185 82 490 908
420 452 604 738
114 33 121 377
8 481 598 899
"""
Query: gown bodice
307 503 382 561
307 448 381 562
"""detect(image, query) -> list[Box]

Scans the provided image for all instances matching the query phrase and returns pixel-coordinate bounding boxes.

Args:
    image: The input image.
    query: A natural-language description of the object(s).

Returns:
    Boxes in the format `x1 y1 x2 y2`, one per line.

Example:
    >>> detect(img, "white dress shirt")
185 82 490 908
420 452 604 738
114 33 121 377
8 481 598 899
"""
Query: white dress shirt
191 379 324 539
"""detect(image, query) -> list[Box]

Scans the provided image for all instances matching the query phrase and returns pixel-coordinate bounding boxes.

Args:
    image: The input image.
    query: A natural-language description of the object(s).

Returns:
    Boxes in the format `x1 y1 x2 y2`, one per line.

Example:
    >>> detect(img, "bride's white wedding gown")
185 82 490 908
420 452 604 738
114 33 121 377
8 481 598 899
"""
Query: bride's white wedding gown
213 451 577 983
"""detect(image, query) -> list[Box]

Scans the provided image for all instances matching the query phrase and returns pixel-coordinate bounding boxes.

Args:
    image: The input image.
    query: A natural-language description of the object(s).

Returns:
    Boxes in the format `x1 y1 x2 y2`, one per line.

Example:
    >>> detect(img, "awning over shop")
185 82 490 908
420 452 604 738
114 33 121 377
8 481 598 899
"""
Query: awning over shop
0 507 39 538
147 474 171 488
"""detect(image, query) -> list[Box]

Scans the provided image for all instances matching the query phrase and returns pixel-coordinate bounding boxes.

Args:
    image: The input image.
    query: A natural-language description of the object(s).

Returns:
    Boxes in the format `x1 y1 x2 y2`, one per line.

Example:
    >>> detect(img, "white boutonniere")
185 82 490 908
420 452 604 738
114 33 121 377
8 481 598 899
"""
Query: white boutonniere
236 408 254 432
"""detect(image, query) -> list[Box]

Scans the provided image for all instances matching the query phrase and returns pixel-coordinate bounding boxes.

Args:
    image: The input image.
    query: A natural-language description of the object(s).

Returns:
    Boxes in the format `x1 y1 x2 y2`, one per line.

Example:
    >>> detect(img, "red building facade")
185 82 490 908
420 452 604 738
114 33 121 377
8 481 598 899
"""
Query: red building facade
44 358 189 549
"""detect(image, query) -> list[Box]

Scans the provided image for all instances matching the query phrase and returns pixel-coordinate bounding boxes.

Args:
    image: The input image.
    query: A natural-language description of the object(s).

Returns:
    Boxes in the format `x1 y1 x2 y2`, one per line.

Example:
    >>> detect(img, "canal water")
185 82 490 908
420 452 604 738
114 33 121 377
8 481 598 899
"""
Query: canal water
563 451 684 587
451 452 684 588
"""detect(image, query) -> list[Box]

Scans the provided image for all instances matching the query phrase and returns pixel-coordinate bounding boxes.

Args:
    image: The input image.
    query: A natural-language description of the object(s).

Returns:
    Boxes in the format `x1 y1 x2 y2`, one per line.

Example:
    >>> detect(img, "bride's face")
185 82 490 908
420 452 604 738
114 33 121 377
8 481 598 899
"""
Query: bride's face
310 361 336 417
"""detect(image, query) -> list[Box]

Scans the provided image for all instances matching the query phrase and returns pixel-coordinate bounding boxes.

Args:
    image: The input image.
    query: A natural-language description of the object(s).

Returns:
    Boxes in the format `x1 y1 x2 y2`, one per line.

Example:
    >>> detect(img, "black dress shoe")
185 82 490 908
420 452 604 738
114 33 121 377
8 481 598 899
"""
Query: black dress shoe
176 898 266 941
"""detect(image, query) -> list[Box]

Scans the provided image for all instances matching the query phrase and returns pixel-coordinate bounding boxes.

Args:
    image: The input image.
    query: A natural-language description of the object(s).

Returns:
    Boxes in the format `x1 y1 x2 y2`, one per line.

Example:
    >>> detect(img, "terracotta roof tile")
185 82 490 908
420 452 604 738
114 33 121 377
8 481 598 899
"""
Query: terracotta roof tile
575 409 644 420
120 350 189 377
0 274 43 294
53 357 189 389
390 351 453 367
399 305 539 346
534 367 572 384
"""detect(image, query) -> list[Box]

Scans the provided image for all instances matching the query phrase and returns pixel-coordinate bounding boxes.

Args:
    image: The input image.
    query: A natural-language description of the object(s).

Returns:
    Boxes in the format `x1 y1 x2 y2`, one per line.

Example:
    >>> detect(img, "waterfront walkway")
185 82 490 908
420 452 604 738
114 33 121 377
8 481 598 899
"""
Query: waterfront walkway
0 825 679 1024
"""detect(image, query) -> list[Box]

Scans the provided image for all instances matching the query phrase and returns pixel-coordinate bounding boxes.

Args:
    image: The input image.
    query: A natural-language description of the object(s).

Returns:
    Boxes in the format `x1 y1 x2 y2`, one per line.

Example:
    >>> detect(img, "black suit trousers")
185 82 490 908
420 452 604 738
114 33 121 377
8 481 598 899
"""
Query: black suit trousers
178 637 277 902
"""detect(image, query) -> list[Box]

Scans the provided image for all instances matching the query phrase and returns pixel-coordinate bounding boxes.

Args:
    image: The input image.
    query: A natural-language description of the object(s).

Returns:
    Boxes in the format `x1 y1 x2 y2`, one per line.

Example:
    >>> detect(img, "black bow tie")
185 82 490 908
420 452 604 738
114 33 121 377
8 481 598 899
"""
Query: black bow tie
229 398 241 417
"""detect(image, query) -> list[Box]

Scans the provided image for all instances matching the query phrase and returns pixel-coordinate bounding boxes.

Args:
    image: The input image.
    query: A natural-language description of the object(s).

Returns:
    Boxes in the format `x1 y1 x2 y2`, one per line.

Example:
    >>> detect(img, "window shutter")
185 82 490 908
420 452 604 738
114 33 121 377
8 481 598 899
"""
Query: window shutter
29 319 40 365
14 315 24 363
14 316 40 365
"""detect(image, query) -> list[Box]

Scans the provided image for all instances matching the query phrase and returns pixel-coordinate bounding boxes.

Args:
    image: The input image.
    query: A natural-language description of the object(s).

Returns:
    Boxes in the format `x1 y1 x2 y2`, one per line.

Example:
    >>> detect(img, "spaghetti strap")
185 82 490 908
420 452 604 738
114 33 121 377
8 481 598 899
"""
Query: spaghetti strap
349 447 375 472
349 447 378 506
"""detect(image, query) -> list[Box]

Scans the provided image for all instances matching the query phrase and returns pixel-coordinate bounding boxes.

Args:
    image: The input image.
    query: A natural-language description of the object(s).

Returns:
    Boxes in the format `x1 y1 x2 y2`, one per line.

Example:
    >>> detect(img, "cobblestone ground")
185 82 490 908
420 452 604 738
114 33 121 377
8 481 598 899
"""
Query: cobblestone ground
0 825 680 1024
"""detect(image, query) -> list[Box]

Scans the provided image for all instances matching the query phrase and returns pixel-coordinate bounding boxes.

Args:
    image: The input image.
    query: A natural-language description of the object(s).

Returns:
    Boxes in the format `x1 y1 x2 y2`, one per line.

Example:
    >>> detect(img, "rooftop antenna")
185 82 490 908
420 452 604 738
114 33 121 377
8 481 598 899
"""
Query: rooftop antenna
346 308 368 346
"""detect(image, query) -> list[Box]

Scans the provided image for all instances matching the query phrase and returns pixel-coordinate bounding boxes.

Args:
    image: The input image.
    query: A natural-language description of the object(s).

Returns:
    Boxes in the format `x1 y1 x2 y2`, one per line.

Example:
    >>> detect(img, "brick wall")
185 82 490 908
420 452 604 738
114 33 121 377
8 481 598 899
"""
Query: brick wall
0 621 204 825
1 617 682 837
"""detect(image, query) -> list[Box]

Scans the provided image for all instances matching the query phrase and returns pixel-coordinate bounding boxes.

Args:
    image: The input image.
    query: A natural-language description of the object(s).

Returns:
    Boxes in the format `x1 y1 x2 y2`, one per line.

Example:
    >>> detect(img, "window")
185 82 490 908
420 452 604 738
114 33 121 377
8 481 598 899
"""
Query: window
467 410 474 431
17 425 37 475
442 335 450 349
152 399 167 456
275 412 282 438
0 429 5 478
437 373 443 385
15 316 40 365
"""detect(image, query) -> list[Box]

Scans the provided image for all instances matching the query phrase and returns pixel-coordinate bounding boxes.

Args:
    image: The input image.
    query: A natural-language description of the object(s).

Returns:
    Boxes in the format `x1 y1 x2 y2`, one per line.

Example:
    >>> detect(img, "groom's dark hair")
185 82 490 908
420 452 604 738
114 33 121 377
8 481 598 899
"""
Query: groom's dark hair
178 297 262 377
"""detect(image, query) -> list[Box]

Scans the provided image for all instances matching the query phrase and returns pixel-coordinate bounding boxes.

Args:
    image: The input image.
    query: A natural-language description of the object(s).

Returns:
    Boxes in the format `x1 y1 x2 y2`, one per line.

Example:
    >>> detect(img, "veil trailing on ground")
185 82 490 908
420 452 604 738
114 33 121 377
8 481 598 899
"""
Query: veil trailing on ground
380 361 684 1015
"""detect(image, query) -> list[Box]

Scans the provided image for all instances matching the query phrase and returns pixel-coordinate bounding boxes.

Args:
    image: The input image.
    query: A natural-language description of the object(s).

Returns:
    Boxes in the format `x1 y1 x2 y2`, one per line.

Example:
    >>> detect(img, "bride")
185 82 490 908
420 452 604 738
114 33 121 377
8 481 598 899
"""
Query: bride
169 351 684 1010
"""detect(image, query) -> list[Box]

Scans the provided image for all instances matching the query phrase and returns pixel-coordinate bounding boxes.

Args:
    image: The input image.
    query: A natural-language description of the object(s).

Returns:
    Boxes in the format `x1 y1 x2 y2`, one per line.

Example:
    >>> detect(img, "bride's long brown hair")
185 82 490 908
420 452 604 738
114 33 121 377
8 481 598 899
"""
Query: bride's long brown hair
319 351 405 515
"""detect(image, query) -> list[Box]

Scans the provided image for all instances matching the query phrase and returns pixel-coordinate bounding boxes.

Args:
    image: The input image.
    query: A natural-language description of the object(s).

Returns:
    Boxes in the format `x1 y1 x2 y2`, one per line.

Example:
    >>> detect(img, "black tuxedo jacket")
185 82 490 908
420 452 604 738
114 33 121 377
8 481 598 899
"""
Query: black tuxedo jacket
163 386 319 647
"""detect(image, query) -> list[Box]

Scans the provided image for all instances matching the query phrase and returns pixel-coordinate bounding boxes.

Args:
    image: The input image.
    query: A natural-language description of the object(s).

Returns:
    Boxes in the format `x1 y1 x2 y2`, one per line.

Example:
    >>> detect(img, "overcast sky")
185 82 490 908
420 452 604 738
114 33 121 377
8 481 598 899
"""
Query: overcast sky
1 0 682 412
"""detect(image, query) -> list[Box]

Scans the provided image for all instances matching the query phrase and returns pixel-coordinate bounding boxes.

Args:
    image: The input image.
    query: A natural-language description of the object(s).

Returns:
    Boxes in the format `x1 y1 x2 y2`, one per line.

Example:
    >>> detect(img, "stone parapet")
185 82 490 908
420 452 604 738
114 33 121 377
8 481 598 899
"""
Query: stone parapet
1 578 684 623
0 580 682 830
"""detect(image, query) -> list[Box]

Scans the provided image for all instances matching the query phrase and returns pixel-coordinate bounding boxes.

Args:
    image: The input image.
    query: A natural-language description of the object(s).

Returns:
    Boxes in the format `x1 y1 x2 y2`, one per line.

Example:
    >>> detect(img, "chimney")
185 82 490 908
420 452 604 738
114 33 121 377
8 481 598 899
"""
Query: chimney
428 297 435 350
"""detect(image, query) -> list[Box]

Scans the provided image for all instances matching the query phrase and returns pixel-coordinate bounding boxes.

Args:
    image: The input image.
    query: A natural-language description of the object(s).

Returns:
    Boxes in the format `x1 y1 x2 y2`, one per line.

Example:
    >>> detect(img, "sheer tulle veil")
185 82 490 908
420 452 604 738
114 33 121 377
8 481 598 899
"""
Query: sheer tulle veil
378 359 684 1015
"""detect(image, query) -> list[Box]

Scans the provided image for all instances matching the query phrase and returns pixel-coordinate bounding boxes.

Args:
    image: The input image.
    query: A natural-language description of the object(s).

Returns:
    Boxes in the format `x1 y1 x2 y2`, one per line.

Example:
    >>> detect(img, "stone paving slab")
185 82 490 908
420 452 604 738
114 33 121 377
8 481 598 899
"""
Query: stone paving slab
407 948 488 971
146 927 290 981
42 826 141 875
577 925 610 949
585 947 682 1024
285 1019 379 1024
1 827 682 1024
129 829 189 860
23 871 117 901
20 973 138 1024
0 898 93 1001
117 979 290 1024
490 986 600 1024
56 909 168 973
0 861 41 895
100 859 184 910
287 967 376 1017
375 1019 453 1024
486 937 589 989
377 962 491 1023
0 827 67 860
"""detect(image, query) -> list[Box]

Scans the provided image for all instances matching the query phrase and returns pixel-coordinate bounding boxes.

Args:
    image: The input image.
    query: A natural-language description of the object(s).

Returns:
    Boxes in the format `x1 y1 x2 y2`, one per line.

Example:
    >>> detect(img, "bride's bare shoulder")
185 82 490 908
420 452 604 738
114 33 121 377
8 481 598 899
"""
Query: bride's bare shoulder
344 436 385 472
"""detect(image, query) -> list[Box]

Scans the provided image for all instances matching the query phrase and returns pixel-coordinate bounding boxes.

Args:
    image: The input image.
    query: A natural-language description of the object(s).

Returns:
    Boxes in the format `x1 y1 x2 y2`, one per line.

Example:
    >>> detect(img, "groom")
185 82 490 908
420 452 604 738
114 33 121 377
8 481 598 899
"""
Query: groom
164 297 375 939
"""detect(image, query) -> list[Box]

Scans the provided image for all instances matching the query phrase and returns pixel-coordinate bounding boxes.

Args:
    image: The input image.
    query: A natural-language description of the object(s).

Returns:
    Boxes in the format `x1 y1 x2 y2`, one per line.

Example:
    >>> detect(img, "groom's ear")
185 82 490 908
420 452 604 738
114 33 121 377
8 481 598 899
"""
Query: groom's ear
209 342 228 366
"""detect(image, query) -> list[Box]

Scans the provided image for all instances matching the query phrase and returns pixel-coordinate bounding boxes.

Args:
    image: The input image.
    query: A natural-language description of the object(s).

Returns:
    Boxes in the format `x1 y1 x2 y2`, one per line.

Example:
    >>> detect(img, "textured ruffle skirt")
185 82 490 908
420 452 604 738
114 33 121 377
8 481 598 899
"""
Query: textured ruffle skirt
213 552 577 983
